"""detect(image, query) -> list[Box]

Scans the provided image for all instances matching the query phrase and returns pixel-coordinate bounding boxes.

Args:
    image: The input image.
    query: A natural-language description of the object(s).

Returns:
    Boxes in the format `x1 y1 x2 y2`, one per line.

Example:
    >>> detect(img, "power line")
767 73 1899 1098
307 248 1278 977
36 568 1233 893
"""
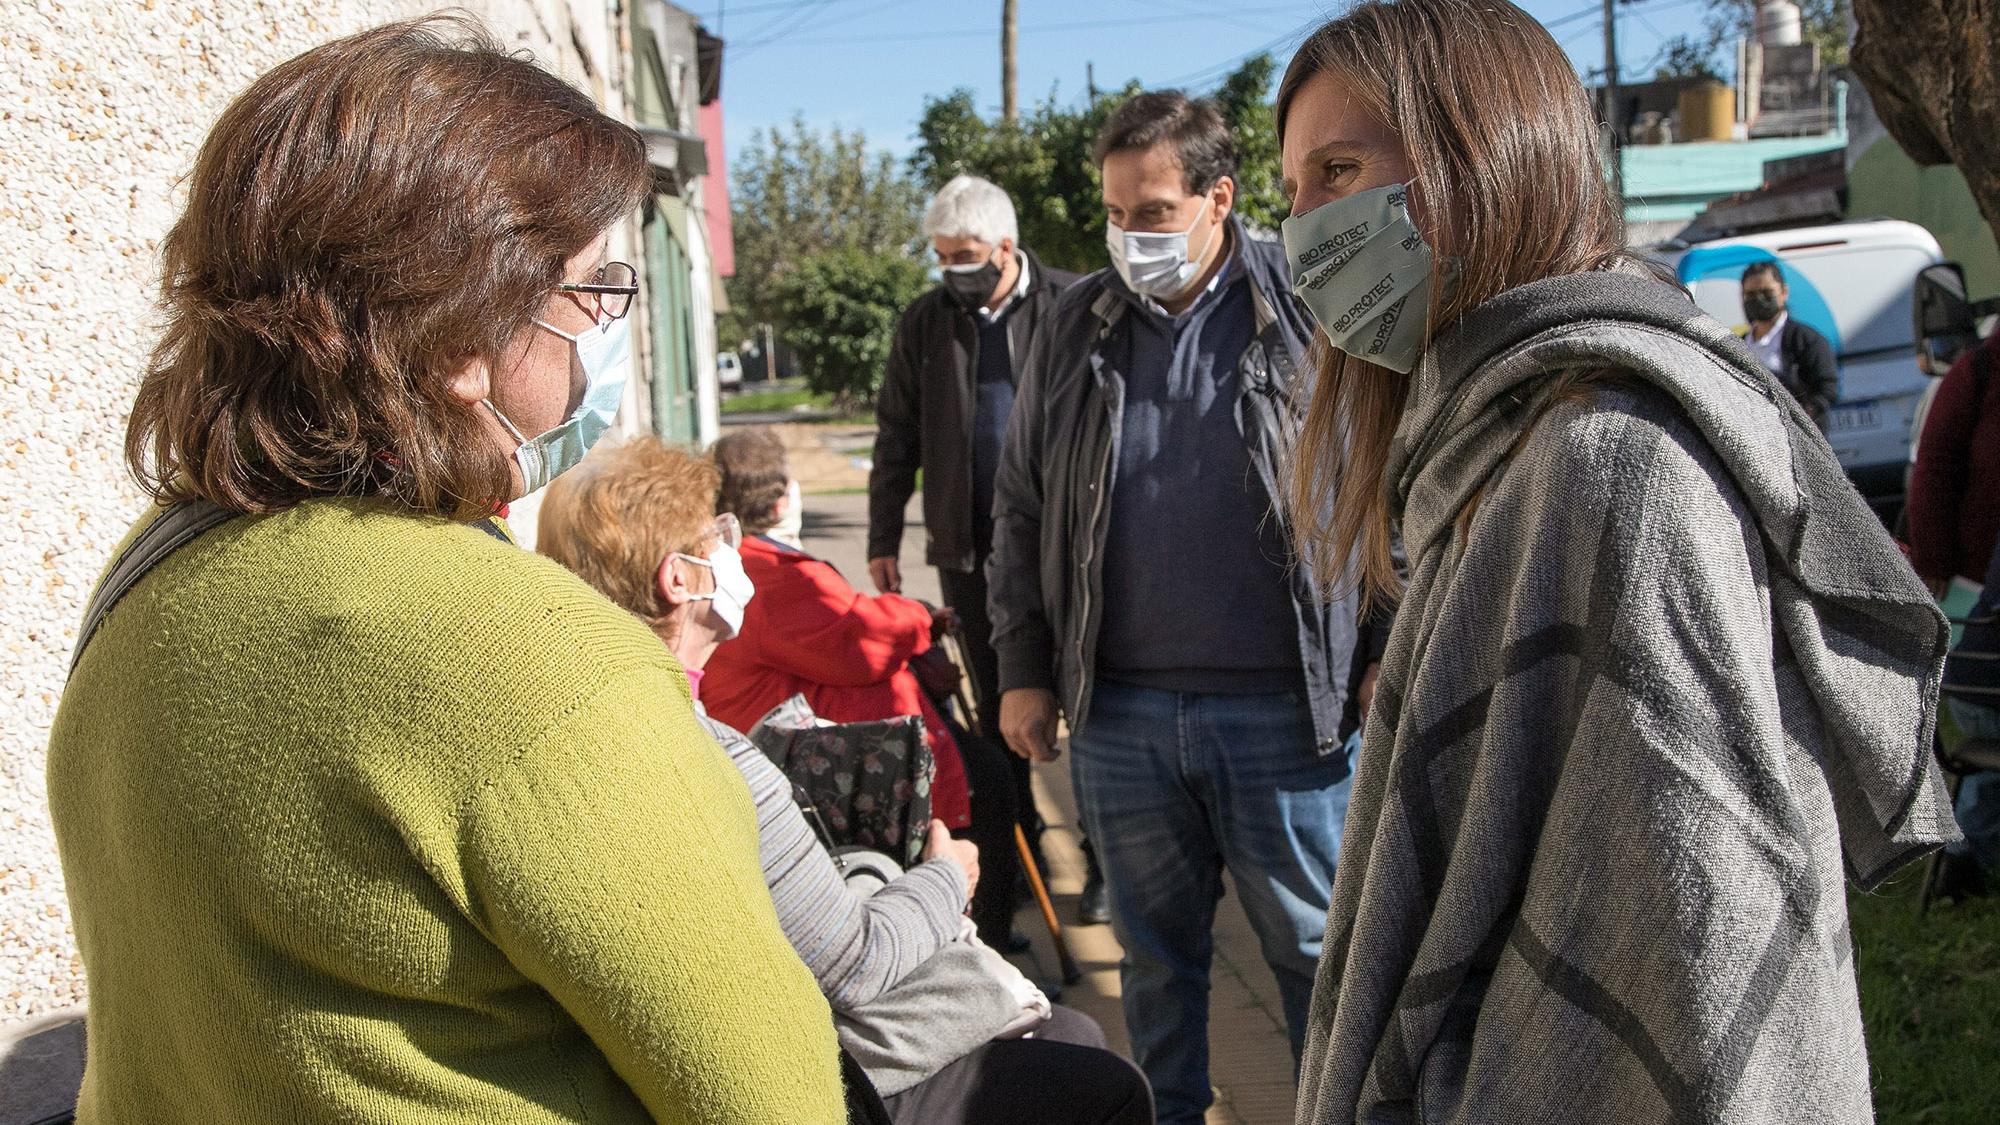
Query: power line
719 0 886 18
754 5 1317 50
734 0 834 49
1155 11 1332 90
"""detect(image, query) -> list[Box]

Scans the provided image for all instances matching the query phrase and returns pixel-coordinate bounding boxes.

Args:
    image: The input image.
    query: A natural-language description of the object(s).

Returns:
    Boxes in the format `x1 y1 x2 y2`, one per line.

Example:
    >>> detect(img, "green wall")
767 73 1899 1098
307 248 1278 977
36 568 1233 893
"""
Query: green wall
1849 134 2000 298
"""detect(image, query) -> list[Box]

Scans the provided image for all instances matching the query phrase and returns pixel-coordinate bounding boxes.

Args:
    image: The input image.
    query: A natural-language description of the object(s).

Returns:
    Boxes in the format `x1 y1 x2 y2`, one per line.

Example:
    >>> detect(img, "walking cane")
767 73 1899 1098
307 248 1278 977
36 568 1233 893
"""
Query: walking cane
1016 822 1082 985
945 626 1083 985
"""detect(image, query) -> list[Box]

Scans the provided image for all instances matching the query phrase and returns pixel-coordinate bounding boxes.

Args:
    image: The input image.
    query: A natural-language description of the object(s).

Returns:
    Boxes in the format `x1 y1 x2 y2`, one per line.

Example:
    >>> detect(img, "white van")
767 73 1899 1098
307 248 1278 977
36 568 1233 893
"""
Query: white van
1659 219 1943 509
717 351 744 390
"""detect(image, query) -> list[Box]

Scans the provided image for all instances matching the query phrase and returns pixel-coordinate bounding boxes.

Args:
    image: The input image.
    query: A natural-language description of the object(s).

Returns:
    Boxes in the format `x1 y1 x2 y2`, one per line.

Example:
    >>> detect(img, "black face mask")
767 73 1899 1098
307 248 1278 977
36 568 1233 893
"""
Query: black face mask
1743 291 1784 323
942 255 1004 310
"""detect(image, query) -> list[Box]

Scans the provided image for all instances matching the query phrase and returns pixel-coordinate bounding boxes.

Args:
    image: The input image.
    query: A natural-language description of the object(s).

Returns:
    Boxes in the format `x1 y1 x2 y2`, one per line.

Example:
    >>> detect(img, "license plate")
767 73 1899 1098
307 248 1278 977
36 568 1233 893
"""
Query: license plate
1829 401 1880 433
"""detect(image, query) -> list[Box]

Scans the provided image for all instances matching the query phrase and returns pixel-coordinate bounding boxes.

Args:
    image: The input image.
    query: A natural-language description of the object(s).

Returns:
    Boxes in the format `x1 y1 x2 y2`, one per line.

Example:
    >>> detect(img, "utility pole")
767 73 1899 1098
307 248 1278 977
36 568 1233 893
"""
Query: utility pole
1603 0 1624 196
1086 61 1097 104
1002 0 1019 124
762 323 776 382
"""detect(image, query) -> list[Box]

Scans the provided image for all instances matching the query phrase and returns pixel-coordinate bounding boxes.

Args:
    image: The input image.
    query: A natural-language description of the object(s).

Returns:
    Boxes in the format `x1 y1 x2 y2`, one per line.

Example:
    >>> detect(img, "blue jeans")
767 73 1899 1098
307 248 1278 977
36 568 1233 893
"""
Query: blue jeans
1946 698 2000 875
1068 681 1354 1125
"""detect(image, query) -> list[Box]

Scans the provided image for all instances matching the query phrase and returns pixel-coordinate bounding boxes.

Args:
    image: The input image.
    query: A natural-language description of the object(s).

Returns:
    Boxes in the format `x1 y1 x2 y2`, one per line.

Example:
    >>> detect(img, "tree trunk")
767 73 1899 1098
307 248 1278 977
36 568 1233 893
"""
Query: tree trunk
1002 0 1019 125
1851 0 2000 249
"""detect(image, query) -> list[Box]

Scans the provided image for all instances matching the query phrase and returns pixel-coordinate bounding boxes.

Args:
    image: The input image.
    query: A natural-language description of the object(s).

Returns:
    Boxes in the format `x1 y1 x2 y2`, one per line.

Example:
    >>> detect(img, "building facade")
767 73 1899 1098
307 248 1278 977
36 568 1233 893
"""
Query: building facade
0 0 724 1022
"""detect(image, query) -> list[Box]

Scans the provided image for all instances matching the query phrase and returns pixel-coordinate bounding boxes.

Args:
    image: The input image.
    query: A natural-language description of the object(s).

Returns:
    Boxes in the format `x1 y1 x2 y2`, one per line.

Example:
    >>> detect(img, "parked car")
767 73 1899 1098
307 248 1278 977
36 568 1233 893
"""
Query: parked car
718 351 744 390
1658 219 1945 519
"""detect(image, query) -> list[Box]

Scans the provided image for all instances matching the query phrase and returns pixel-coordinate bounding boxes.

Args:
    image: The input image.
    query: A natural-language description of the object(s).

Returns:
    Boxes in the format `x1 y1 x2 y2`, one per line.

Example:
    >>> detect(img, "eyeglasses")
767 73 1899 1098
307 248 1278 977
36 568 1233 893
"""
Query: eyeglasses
674 514 742 573
558 261 640 321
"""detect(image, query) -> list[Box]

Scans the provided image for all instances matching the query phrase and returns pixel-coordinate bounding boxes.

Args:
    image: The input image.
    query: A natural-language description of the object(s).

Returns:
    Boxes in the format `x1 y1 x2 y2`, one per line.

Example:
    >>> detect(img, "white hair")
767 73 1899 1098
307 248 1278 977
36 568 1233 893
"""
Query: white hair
922 174 1018 247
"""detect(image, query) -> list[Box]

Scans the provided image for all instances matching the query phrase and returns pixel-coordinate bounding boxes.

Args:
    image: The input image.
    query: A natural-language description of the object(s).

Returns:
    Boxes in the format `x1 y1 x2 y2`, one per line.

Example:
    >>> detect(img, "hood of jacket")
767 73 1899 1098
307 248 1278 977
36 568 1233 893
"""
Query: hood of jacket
1390 265 1953 885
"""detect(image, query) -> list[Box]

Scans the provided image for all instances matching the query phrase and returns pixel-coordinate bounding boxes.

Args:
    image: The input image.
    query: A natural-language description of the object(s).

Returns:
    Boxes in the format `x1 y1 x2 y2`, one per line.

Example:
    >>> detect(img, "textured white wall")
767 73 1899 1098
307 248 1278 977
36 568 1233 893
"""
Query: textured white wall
0 0 629 1023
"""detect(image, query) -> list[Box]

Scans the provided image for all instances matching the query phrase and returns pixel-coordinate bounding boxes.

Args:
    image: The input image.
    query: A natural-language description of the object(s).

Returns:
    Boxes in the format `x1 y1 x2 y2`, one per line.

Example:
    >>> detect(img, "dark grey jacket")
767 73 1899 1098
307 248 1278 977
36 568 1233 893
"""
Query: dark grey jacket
985 218 1359 751
868 248 1078 572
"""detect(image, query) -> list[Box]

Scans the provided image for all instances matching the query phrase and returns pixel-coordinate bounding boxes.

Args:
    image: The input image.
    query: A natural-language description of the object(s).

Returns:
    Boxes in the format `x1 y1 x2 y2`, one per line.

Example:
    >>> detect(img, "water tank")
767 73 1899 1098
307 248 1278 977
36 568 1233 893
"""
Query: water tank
1678 82 1735 142
1755 0 1803 46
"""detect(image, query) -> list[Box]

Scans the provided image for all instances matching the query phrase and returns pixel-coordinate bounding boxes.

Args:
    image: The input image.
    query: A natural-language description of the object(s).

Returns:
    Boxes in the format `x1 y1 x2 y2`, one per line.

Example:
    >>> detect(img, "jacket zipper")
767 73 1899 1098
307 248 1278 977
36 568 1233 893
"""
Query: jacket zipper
1072 424 1114 721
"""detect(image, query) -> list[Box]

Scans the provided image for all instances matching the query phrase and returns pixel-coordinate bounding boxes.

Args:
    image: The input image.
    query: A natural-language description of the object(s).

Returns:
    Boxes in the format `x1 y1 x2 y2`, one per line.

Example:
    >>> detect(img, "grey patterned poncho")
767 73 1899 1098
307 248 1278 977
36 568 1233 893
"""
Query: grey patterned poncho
1297 269 1959 1125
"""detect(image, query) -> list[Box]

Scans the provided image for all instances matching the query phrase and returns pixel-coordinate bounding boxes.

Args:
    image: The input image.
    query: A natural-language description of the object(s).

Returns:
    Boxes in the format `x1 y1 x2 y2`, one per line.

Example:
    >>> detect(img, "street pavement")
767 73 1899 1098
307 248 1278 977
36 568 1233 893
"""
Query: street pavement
800 487 1300 1125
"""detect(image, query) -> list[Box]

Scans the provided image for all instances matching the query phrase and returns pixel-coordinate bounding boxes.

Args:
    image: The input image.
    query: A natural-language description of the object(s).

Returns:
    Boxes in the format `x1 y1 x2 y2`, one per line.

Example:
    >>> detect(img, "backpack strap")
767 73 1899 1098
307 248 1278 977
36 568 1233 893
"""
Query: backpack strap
70 500 238 675
69 504 514 675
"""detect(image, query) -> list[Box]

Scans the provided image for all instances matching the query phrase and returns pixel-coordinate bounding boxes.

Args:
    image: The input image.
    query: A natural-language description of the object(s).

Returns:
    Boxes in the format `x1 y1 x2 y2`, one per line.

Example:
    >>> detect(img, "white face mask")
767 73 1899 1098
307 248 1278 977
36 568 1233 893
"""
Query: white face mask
485 313 631 495
675 542 755 640
767 480 804 550
1106 197 1217 299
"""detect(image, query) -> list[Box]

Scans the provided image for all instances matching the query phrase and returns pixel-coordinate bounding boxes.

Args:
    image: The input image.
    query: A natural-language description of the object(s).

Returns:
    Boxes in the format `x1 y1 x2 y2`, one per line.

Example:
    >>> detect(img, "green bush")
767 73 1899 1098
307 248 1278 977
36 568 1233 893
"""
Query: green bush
771 247 930 412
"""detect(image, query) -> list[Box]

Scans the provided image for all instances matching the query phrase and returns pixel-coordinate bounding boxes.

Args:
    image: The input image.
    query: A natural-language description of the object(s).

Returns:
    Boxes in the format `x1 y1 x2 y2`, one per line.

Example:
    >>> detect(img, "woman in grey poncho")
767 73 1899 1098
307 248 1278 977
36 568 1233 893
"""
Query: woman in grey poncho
1273 3 1959 1123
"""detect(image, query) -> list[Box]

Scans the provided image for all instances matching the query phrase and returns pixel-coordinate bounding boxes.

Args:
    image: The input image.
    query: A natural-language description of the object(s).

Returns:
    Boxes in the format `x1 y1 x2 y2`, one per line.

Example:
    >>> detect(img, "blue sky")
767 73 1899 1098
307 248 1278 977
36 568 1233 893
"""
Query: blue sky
707 0 1720 165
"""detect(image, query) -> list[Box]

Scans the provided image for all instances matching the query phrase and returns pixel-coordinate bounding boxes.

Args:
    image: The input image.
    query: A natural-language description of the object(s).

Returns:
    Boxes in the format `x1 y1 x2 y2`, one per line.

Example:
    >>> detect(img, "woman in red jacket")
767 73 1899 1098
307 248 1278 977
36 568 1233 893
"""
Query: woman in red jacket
1908 332 2000 593
703 428 971 828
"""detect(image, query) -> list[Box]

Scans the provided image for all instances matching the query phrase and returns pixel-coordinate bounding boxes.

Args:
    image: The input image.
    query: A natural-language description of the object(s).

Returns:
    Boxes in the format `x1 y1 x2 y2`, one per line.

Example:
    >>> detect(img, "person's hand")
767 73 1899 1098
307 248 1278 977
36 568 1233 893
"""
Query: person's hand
1358 662 1380 722
929 605 960 640
869 556 902 594
920 818 980 901
1924 576 1951 601
1001 688 1061 763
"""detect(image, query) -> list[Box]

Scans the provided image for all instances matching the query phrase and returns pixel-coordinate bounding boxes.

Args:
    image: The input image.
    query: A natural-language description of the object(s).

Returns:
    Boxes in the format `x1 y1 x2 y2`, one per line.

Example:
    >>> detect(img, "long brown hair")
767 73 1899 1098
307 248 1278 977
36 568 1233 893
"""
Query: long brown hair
127 16 650 518
1276 0 1628 600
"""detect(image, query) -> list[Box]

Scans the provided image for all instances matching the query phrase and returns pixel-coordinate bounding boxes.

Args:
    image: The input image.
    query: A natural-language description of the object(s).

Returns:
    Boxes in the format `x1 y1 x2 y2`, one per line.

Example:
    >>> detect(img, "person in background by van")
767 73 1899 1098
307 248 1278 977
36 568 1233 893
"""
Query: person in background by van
1740 260 1840 428
1937 532 2000 900
1907 330 2000 595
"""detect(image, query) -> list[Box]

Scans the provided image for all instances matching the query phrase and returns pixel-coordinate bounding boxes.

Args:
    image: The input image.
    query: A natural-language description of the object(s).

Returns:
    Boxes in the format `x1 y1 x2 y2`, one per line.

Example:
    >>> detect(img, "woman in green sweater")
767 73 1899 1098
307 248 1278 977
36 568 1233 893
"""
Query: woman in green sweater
45 16 844 1125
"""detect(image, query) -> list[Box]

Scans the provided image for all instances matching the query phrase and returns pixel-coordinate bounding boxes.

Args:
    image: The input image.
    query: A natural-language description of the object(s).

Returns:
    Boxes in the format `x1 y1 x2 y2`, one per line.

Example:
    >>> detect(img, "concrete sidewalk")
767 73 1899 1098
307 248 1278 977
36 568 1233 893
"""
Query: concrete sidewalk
798 487 1301 1125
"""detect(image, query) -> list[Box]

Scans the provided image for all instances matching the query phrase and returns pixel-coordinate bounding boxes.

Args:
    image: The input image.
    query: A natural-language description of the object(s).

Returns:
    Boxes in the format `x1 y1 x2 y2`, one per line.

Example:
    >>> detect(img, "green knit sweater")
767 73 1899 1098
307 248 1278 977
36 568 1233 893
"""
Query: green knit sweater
47 499 843 1123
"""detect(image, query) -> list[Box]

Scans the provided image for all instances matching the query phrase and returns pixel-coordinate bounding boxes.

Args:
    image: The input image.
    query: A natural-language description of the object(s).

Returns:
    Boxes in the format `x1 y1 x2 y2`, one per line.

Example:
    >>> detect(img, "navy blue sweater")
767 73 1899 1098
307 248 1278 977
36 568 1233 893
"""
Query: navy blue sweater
1095 249 1302 694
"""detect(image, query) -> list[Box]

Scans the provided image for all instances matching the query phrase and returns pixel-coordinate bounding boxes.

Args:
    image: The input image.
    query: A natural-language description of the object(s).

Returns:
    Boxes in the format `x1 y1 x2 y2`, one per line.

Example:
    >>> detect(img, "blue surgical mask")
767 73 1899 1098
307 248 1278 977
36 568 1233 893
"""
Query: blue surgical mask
485 312 631 494
1280 182 1435 373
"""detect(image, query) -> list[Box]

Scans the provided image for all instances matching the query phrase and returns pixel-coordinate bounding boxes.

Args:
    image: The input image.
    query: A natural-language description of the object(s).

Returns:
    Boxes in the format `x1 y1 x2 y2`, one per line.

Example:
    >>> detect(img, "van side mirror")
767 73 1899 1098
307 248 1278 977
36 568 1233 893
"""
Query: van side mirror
1915 262 1980 375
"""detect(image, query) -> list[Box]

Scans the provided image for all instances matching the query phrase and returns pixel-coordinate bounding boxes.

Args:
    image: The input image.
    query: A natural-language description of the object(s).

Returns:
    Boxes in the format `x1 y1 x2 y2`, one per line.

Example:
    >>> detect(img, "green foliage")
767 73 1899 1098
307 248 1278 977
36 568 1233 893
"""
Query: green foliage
909 55 1286 274
910 84 1134 274
1656 34 1723 82
723 116 924 349
1702 0 1851 69
1211 54 1288 234
769 247 930 411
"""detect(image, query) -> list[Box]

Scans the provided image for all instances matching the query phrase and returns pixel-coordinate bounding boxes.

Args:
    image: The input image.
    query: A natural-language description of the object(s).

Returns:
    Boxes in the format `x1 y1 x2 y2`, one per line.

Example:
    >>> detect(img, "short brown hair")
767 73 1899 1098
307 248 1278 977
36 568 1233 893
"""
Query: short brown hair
538 436 721 626
712 427 791 535
1741 261 1786 286
1276 0 1633 600
1094 91 1238 194
126 16 650 519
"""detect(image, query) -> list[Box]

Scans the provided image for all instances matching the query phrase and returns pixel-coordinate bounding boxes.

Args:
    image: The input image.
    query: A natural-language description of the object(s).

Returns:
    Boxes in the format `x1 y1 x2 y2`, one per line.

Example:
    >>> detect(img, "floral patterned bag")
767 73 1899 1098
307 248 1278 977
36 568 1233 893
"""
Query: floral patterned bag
746 694 934 868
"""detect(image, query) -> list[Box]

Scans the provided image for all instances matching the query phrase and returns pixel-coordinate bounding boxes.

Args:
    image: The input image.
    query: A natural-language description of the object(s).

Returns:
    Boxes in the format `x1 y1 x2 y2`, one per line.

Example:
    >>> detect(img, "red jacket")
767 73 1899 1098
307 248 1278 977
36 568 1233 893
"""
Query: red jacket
1908 336 2000 585
703 535 970 828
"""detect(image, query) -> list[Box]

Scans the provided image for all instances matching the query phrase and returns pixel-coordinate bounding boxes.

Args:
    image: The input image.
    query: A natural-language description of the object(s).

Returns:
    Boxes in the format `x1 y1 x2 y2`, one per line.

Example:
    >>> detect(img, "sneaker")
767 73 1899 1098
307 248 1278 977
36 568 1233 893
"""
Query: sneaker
1077 871 1111 926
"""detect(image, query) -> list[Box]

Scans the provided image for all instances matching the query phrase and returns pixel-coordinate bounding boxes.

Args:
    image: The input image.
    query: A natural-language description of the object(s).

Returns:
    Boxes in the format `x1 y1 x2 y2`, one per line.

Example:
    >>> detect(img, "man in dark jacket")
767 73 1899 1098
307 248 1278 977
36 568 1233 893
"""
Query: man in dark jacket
868 175 1081 946
1740 260 1840 427
986 92 1363 1125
